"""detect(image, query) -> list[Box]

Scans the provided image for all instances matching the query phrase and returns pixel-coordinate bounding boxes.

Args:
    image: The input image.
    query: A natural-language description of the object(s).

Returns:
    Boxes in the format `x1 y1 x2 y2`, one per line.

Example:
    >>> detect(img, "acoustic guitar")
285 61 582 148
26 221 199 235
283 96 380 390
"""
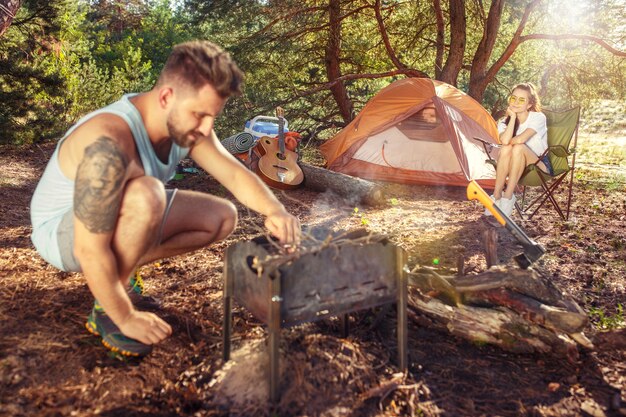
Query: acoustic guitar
255 107 304 189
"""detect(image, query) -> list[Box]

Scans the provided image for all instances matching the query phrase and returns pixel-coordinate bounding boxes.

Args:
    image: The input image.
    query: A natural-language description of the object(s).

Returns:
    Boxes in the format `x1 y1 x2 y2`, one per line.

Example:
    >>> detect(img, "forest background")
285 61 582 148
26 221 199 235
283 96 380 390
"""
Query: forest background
1 0 625 148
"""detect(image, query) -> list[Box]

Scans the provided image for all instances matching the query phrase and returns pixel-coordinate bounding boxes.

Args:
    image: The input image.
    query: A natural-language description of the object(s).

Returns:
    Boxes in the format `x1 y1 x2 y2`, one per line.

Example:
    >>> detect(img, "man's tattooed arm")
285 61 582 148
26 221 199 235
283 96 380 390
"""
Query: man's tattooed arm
74 136 129 234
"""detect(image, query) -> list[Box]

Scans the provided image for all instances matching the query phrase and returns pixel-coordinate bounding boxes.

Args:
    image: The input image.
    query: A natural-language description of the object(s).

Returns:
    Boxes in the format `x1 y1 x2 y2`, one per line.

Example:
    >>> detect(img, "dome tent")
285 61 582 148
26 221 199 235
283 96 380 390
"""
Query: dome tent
320 78 500 187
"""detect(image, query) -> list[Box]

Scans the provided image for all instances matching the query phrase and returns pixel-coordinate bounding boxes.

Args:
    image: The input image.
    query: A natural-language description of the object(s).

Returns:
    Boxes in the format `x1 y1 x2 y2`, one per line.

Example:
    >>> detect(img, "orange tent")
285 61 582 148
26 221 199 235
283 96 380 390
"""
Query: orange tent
320 78 500 187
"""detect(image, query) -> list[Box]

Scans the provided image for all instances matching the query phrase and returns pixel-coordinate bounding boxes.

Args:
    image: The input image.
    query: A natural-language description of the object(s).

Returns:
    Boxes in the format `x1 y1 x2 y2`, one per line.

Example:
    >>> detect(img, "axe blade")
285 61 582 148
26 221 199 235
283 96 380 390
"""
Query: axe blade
467 180 546 268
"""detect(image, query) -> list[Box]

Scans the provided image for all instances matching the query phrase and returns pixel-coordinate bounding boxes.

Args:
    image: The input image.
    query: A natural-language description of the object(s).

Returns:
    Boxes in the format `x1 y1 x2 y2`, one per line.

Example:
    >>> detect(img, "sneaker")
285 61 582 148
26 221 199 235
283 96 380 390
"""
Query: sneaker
128 271 162 311
483 195 498 217
499 194 517 217
85 305 153 357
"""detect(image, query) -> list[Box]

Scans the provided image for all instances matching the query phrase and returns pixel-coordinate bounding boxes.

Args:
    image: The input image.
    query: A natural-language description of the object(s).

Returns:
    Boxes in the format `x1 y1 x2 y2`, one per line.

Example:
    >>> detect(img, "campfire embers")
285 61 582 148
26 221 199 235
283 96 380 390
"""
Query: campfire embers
222 229 408 403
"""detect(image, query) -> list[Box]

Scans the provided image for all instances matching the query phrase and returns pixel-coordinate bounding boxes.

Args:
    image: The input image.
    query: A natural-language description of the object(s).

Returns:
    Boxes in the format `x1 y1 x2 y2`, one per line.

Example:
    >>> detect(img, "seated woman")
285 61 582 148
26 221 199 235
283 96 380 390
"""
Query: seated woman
486 82 553 217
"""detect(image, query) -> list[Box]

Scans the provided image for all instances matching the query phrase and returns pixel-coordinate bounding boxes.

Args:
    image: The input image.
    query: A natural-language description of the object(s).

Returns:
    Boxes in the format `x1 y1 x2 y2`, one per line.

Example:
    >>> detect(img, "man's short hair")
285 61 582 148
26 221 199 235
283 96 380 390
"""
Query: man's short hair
157 40 243 98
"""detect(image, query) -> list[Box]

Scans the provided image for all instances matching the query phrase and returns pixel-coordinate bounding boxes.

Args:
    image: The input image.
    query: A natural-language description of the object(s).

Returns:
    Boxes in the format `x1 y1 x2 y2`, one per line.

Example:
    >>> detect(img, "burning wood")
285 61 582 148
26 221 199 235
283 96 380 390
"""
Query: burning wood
249 228 389 276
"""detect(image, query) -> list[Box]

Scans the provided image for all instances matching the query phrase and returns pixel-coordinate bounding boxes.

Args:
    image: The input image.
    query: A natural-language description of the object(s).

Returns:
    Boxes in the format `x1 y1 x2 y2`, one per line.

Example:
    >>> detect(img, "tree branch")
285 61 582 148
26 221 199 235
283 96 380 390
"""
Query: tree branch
0 0 23 37
484 0 540 86
373 0 407 72
251 5 327 38
295 69 428 97
520 33 626 57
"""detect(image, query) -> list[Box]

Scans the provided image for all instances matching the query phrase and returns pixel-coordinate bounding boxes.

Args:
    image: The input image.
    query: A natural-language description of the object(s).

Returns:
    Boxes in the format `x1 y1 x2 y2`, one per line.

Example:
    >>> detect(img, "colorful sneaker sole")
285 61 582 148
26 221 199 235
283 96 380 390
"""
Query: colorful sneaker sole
85 310 152 357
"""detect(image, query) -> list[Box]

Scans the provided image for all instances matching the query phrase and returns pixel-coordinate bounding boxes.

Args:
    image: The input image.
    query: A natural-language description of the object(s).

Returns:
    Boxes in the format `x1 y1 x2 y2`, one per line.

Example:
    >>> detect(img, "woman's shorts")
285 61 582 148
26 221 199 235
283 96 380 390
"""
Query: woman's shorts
540 155 554 176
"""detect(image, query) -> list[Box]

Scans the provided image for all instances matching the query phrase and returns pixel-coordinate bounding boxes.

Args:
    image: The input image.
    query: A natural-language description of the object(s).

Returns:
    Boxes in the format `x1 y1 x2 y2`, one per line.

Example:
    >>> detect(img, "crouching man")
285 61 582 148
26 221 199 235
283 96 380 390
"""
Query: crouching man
30 40 301 357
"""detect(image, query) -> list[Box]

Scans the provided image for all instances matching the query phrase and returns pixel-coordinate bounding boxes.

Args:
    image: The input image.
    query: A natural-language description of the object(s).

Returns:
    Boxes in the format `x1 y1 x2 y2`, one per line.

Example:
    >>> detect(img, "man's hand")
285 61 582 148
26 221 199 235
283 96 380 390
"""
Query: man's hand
118 310 173 345
264 208 301 246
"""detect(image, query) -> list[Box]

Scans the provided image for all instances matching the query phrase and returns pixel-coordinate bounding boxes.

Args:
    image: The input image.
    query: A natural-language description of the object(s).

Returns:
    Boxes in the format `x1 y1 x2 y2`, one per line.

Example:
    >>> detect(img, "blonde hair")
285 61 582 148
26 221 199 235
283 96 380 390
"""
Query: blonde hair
511 82 542 112
156 40 243 98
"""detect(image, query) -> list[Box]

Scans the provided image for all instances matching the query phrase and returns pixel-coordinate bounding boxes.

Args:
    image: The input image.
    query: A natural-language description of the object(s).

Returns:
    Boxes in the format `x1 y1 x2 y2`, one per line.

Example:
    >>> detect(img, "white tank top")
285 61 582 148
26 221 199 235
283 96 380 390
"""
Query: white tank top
30 94 189 270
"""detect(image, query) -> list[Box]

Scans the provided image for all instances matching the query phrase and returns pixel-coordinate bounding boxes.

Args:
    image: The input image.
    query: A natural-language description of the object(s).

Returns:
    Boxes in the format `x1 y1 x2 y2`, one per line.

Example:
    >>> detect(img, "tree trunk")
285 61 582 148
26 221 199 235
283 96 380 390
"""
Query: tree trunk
300 162 386 206
438 0 466 86
0 0 22 37
325 0 353 123
468 0 504 102
433 0 444 79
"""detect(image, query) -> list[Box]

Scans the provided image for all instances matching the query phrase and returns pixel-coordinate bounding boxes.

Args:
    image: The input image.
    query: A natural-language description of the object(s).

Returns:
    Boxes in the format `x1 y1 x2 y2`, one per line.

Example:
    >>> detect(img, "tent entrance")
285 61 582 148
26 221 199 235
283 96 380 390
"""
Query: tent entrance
352 127 462 174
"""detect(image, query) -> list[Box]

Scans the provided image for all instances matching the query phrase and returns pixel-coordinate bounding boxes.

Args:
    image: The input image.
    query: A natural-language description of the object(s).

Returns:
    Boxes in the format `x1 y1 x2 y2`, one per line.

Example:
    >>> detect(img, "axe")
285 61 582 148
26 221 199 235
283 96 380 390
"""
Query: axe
466 180 546 269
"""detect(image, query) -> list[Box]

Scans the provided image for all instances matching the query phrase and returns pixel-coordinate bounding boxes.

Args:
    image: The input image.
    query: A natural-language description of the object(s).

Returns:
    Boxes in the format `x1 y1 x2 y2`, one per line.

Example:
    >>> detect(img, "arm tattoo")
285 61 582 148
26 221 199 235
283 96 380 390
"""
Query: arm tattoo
74 136 129 233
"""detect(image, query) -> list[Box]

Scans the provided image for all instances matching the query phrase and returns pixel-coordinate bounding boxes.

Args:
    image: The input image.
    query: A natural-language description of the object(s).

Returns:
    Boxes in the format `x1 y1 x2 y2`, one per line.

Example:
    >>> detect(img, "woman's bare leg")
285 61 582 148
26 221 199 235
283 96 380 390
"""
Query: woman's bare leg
504 144 539 199
494 145 513 200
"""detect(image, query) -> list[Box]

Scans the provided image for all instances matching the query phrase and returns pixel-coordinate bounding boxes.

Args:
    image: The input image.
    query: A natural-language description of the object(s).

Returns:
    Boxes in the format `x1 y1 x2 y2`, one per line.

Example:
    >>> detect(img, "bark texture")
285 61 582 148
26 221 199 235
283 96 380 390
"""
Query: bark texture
0 0 22 37
408 266 592 361
325 0 353 123
438 0 466 86
300 162 385 206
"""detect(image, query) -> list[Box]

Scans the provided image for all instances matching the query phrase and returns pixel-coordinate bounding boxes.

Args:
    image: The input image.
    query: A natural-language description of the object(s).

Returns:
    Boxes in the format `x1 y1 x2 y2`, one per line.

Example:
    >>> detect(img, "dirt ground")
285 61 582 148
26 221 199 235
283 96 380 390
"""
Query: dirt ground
1 141 625 417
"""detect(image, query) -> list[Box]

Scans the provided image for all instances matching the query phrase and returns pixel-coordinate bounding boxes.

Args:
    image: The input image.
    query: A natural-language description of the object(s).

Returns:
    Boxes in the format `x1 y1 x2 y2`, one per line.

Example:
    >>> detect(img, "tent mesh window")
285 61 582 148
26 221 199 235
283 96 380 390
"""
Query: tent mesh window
396 108 447 142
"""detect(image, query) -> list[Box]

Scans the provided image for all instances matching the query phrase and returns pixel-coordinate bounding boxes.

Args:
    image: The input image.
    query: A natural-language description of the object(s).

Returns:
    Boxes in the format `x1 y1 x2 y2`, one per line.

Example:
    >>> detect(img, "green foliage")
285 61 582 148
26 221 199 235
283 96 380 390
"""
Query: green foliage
0 1 65 145
486 0 626 113
0 0 196 145
589 304 624 330
1 0 624 145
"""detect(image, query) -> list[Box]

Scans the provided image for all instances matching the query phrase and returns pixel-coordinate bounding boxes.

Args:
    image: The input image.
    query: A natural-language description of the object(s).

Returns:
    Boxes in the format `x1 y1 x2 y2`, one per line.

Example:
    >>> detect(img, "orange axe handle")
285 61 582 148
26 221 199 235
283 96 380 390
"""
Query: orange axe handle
466 180 506 225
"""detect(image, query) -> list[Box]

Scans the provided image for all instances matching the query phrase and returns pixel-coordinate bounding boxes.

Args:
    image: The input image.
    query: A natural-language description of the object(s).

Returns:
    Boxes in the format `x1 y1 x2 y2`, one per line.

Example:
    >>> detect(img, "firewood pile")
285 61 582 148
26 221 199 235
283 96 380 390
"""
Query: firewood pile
407 265 592 362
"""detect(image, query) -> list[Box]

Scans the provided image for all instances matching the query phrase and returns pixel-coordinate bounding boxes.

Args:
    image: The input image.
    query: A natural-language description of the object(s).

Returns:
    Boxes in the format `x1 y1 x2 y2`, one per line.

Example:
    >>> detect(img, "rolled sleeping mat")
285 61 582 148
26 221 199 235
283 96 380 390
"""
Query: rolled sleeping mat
220 132 256 154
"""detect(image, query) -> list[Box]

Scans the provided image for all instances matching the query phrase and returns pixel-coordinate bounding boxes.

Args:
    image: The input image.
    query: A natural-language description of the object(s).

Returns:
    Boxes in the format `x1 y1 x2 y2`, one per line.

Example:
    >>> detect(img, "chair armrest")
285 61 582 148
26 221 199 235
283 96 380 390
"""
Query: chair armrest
548 145 573 158
473 136 500 147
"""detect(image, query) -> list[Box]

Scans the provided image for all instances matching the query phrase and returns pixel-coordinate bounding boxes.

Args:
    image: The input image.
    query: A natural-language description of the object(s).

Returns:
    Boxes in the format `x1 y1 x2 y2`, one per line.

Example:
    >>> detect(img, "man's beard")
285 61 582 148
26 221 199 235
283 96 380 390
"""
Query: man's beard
167 111 198 148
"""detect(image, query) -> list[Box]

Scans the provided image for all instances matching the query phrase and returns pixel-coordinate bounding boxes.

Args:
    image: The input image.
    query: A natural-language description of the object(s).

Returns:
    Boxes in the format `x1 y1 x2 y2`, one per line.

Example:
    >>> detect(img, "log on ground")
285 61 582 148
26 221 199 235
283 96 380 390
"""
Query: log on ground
300 162 386 206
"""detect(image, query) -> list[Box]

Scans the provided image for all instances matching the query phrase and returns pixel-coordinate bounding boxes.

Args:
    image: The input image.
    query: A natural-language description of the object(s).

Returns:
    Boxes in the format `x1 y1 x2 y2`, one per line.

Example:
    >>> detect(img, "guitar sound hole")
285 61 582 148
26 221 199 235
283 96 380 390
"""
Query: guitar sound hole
275 153 286 161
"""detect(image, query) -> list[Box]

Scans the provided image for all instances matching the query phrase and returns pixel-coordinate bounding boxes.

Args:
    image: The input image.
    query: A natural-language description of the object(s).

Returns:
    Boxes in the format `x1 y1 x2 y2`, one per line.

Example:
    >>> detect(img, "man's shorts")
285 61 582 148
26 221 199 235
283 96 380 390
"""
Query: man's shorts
57 189 178 272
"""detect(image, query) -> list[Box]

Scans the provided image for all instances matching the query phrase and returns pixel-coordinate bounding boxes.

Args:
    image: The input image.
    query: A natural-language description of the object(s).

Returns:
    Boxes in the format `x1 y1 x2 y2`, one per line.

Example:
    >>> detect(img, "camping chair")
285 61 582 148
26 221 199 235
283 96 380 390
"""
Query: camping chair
517 107 580 220
476 106 580 220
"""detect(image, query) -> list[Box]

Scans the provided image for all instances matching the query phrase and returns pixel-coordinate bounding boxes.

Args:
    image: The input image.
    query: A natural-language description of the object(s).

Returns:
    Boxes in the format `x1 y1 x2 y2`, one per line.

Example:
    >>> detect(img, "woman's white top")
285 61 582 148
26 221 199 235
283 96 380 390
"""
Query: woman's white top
497 111 548 156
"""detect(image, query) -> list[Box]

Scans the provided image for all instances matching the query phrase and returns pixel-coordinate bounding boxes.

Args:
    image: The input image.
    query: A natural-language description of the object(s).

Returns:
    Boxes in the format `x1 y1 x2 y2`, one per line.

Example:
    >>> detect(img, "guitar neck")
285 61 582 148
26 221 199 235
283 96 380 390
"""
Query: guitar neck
276 107 285 155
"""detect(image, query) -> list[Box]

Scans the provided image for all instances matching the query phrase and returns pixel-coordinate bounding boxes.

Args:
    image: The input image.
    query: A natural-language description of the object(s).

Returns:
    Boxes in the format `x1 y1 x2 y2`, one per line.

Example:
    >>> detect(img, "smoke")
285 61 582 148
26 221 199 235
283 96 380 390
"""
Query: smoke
303 189 360 231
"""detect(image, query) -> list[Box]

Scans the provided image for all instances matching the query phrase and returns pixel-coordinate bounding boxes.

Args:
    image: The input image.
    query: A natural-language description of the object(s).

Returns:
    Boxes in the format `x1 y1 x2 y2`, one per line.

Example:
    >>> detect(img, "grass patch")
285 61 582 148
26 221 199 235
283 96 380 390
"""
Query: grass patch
575 167 626 191
580 99 626 134
589 304 625 330
576 135 626 167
